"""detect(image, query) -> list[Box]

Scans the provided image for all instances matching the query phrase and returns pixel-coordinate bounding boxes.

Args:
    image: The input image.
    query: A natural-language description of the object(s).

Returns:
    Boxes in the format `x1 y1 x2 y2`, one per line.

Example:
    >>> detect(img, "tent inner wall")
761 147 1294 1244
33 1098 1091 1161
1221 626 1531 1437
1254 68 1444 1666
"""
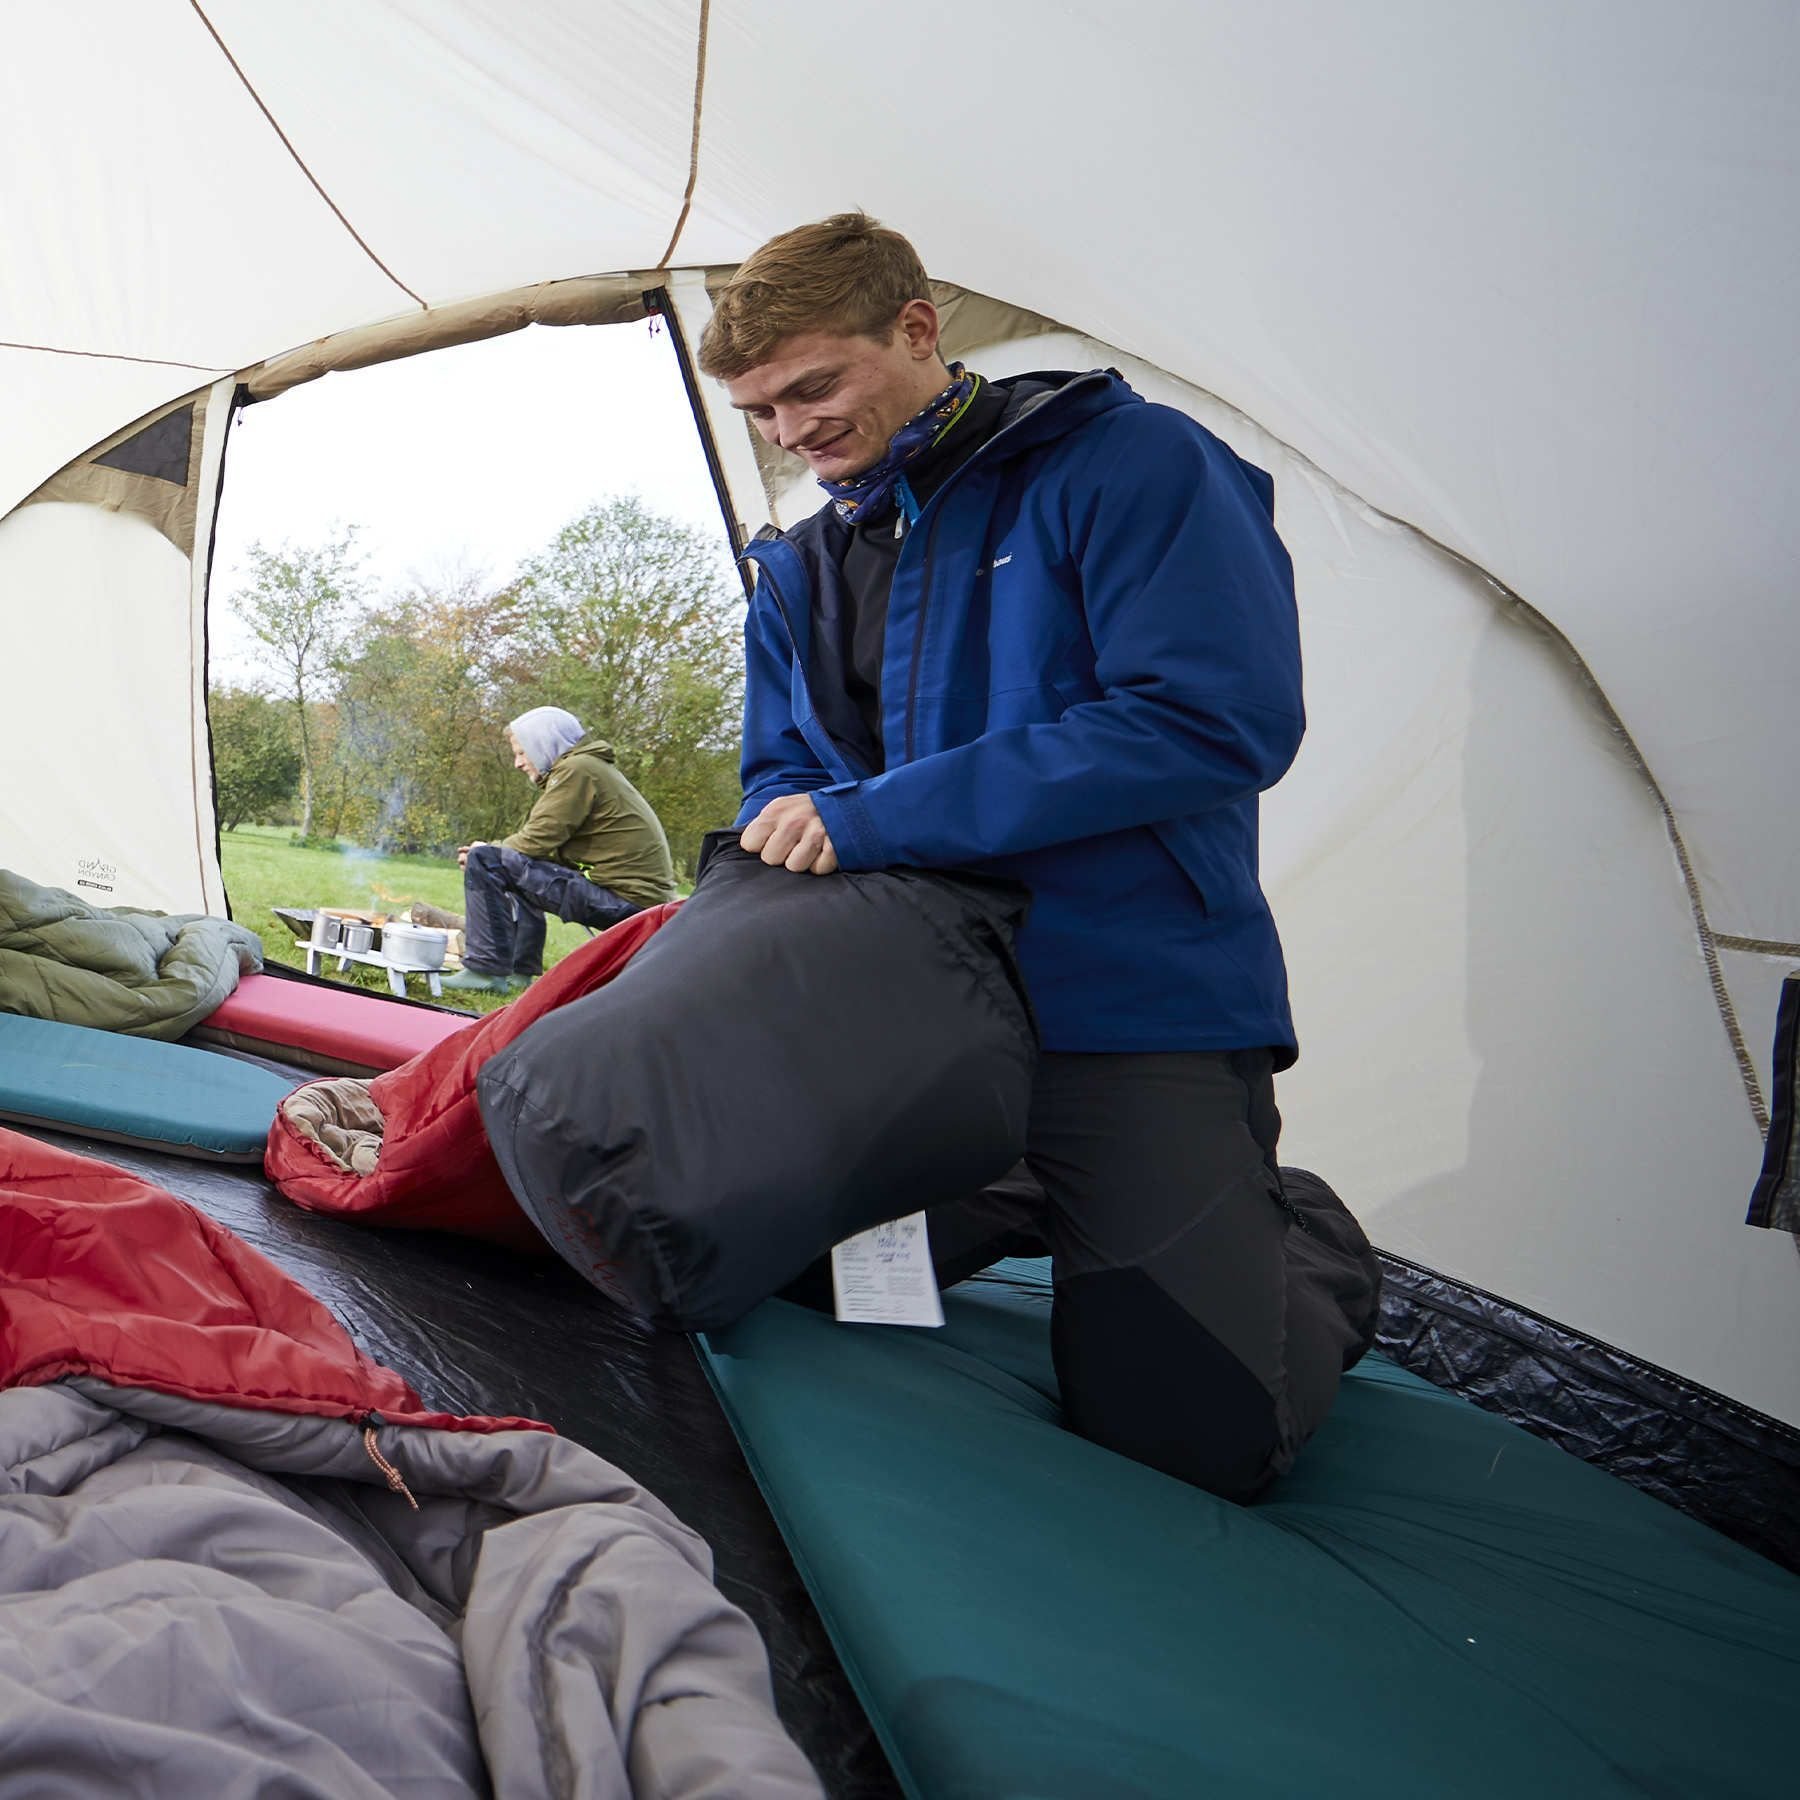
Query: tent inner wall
0 381 232 917
679 289 1800 1432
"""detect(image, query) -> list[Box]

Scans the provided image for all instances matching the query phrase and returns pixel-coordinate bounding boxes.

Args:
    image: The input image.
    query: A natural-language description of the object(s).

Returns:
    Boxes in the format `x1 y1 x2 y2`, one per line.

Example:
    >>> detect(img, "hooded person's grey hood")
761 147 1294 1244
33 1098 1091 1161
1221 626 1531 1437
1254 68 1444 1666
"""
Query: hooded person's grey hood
508 706 586 783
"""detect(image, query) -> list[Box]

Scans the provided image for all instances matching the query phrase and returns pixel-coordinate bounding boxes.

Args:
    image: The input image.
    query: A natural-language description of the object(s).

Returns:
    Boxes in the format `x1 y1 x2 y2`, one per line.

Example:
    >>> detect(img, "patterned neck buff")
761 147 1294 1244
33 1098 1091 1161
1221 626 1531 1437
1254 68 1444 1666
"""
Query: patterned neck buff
817 363 979 523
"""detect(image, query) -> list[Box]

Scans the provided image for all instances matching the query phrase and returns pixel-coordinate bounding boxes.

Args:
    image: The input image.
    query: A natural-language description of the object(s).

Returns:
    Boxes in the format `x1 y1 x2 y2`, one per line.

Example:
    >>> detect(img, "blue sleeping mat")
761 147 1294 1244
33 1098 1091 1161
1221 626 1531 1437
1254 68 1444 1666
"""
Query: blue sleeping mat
0 1012 294 1161
699 1260 1800 1799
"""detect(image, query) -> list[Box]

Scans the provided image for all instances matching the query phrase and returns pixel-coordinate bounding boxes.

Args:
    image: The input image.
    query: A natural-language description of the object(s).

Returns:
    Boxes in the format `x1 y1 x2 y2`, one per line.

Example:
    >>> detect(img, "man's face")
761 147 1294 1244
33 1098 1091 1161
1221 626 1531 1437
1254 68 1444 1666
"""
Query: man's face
506 730 538 781
723 301 947 481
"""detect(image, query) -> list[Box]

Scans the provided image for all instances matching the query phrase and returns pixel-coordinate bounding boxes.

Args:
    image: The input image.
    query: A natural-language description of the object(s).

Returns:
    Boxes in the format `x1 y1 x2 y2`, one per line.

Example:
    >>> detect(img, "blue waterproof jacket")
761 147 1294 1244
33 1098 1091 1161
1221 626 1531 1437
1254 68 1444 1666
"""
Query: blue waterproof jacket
735 370 1303 1057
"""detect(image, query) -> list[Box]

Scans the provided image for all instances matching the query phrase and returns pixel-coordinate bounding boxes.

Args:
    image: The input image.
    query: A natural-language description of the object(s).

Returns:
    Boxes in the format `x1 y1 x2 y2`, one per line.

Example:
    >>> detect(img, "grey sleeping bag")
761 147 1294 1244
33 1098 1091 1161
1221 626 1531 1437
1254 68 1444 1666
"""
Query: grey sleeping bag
0 1379 821 1798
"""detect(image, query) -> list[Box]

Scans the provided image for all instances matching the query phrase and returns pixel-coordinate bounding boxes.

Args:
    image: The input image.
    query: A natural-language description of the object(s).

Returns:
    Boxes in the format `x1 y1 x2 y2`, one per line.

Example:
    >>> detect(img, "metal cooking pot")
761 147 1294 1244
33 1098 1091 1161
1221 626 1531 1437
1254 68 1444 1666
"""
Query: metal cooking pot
381 922 449 970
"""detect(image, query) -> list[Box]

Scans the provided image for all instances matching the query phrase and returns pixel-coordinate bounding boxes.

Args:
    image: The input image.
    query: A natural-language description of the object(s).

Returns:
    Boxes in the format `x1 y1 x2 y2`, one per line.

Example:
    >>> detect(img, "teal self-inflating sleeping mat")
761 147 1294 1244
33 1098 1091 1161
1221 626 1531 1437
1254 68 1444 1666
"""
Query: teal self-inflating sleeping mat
698 1261 1800 1799
0 1012 295 1161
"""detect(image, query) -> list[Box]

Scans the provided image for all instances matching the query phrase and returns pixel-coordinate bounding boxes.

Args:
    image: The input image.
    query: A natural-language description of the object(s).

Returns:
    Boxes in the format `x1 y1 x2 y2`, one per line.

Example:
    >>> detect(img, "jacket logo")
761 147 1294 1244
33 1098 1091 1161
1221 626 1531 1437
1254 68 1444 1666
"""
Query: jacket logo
989 554 1013 571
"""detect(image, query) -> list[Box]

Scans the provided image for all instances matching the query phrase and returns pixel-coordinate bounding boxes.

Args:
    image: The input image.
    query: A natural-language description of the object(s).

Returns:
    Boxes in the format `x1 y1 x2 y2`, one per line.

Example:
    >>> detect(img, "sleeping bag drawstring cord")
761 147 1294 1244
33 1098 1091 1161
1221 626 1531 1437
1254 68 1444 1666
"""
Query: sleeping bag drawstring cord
362 1416 420 1510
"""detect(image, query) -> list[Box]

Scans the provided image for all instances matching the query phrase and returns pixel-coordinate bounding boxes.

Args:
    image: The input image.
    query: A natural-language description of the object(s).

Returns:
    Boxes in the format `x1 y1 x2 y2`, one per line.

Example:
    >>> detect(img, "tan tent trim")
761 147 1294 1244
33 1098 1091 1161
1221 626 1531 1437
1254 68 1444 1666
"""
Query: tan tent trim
187 378 236 918
1716 935 1800 959
19 391 210 557
241 273 659 401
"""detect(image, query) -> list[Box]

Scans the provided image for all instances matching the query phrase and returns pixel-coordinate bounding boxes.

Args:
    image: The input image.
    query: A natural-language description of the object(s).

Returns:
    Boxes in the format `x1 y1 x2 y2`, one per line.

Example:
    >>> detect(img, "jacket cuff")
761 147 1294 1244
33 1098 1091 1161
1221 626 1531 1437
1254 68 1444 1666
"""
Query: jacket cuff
735 779 826 829
812 783 886 871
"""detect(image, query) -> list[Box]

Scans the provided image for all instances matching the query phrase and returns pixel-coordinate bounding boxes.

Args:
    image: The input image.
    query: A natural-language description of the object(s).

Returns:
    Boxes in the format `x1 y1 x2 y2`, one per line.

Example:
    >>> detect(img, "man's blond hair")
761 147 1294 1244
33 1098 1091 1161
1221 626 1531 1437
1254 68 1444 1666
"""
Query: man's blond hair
697 212 930 379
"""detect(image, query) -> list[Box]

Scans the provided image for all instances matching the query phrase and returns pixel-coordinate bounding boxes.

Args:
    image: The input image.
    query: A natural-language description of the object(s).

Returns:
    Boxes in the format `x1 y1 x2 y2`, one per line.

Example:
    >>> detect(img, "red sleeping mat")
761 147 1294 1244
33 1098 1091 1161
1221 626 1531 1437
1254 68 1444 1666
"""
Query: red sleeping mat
263 905 678 1249
192 972 474 1076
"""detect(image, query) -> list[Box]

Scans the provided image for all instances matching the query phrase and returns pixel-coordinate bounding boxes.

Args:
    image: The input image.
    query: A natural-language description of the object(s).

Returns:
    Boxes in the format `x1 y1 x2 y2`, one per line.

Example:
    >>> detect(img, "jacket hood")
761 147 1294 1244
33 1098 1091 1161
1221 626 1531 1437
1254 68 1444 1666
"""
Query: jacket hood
532 735 618 788
556 733 618 769
988 366 1132 445
766 369 1139 556
508 706 584 782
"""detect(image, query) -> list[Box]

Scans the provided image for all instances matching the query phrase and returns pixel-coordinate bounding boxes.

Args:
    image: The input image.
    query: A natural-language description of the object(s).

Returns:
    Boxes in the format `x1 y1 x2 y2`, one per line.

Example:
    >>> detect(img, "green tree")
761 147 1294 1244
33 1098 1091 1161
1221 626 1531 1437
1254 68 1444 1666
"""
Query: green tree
228 529 365 838
499 497 744 872
208 686 301 830
330 578 516 854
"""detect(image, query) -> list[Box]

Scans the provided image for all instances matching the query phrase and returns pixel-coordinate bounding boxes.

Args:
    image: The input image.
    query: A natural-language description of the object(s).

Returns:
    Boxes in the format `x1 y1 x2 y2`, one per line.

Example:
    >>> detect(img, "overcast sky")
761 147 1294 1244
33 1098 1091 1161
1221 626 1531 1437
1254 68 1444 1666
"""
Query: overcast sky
209 319 735 685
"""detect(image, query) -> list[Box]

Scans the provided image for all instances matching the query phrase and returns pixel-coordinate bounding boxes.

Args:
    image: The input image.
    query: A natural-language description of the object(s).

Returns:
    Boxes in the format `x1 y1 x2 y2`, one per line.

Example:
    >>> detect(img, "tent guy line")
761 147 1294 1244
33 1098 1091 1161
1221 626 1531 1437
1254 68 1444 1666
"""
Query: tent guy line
0 339 226 373
656 0 715 271
187 0 427 311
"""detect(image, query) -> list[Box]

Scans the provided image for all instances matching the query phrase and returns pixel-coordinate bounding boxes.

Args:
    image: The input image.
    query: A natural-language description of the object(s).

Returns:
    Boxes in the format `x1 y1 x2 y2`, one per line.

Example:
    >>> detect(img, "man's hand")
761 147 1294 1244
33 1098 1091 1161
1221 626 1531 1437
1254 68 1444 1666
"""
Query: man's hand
457 841 488 870
741 794 839 875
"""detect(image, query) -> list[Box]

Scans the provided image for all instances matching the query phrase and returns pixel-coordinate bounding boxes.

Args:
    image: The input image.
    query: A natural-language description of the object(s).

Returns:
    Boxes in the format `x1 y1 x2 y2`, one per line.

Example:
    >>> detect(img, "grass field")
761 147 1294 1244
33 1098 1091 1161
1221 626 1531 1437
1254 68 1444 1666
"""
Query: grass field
218 825 596 1016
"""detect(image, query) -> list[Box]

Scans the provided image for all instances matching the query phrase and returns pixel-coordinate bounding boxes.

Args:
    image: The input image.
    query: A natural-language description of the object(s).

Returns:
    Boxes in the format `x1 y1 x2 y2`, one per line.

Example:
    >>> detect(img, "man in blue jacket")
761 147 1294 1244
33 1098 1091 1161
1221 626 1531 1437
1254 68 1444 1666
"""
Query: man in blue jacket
700 214 1379 1498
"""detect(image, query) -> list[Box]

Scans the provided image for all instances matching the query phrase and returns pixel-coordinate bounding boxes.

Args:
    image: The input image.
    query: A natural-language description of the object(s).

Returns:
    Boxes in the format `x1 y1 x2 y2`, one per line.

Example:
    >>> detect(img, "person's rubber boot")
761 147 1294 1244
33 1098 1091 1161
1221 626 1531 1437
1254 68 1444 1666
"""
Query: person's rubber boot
410 899 466 931
440 967 515 994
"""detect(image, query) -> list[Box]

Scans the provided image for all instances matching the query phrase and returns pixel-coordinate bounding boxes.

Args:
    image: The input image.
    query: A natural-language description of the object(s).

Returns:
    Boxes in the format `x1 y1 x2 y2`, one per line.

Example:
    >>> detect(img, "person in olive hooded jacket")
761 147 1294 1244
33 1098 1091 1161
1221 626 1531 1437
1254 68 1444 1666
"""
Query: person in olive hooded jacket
441 706 677 993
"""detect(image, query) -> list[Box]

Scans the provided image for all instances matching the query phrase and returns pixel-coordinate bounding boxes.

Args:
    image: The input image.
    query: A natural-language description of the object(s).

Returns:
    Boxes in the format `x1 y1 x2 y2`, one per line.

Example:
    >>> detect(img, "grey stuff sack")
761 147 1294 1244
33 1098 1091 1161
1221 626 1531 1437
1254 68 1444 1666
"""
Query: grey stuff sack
477 835 1038 1332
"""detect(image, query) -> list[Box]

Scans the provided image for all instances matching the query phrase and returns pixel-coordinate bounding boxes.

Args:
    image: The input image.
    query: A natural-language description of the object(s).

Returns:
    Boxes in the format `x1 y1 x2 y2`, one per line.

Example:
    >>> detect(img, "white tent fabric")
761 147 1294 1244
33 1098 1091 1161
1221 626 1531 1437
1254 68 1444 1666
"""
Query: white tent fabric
1 2 1794 1423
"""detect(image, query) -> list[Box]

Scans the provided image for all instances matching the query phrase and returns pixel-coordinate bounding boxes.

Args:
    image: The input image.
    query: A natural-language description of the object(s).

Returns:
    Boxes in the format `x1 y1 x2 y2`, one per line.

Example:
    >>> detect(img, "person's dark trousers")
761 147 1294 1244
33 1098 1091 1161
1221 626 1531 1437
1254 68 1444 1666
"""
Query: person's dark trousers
927 1050 1382 1498
782 1048 1382 1499
460 844 642 977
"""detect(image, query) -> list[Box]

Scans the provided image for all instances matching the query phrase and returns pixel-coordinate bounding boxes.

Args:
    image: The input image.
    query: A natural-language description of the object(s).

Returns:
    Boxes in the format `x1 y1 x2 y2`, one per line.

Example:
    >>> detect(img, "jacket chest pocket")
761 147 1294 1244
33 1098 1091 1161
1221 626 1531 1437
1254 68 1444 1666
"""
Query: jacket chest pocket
981 569 1092 700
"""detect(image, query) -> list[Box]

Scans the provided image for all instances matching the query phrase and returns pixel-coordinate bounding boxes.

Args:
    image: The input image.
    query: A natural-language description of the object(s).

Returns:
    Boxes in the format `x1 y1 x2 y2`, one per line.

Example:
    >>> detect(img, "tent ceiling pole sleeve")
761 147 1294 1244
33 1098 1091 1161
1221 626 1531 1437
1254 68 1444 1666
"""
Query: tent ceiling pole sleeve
655 0 712 271
190 379 238 920
663 270 779 566
239 275 654 402
186 0 425 312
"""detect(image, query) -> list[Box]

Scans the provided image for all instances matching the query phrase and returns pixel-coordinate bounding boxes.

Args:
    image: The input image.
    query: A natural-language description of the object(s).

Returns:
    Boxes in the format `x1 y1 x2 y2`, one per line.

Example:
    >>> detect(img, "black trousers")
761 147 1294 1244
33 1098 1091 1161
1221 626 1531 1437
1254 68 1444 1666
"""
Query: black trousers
461 844 641 977
792 1050 1381 1499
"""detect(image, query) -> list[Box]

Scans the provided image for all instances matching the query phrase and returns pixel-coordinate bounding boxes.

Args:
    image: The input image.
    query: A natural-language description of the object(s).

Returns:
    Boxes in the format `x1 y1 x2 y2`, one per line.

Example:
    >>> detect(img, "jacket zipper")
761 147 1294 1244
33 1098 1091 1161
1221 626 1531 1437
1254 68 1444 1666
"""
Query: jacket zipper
902 504 947 766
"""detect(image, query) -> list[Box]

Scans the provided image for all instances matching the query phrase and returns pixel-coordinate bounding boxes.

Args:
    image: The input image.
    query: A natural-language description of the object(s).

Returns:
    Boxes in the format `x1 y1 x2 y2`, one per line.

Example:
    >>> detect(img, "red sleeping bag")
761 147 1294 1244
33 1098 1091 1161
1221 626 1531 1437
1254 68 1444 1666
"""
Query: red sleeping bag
0 1129 542 1433
264 905 677 1250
